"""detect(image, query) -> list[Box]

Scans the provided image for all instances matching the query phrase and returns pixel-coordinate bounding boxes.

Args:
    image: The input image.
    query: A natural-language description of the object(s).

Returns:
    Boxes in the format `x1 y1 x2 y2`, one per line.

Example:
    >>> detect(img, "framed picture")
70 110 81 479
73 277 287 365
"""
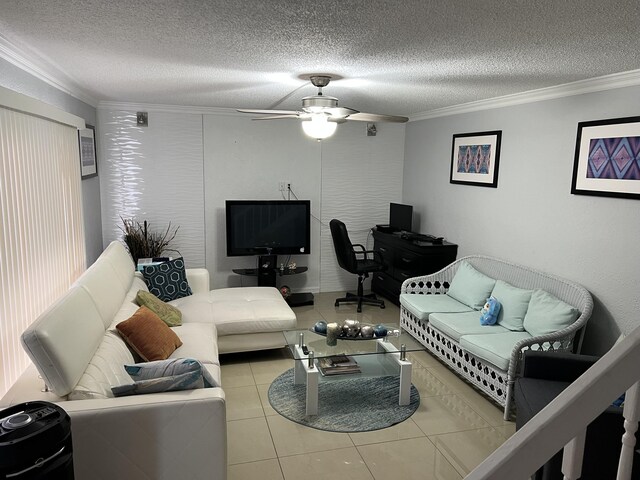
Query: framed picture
571 116 640 199
79 125 97 179
450 131 502 188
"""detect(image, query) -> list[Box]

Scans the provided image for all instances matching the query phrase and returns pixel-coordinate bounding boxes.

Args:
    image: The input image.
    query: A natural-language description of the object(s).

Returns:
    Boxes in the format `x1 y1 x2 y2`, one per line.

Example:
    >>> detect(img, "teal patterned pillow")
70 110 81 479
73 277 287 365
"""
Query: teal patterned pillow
141 257 192 302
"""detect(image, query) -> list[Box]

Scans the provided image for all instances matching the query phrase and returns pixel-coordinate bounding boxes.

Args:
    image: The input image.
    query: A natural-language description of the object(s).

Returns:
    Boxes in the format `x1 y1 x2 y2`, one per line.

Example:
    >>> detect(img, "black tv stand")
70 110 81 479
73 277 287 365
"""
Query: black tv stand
232 255 314 307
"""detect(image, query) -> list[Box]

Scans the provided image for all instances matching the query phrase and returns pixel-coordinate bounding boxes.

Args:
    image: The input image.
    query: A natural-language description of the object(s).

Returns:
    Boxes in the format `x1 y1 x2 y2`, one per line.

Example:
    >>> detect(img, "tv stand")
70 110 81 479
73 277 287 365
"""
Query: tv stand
232 255 314 307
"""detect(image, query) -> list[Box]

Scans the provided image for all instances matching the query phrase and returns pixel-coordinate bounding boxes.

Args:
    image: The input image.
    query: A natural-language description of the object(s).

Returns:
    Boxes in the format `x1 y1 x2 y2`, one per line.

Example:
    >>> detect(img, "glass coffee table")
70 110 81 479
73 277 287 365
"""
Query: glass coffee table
283 325 425 416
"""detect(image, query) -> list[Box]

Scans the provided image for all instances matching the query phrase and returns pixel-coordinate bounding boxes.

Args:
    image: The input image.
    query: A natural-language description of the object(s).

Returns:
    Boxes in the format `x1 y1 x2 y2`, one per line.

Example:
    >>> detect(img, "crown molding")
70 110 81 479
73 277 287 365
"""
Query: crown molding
0 34 98 107
97 101 244 116
409 69 640 122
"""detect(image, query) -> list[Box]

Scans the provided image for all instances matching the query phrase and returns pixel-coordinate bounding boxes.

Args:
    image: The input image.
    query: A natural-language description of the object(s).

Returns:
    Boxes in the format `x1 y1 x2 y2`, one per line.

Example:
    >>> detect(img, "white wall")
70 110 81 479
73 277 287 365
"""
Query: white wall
98 108 406 294
403 85 640 355
98 109 206 267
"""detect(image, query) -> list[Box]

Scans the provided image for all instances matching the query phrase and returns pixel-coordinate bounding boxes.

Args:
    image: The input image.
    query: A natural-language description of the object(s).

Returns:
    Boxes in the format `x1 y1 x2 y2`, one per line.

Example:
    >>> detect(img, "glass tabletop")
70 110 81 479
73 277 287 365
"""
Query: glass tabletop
283 325 425 360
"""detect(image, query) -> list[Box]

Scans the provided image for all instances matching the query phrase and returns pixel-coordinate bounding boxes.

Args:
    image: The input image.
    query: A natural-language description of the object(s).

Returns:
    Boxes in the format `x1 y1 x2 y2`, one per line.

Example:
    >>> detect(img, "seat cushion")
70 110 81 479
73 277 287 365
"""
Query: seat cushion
400 293 472 321
171 287 297 336
460 331 532 371
169 323 219 365
429 311 510 342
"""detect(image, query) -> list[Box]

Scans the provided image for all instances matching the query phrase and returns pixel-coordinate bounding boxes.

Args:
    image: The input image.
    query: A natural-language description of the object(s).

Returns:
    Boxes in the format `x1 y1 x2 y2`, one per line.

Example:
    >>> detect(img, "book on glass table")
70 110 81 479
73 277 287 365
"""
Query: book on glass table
317 355 361 376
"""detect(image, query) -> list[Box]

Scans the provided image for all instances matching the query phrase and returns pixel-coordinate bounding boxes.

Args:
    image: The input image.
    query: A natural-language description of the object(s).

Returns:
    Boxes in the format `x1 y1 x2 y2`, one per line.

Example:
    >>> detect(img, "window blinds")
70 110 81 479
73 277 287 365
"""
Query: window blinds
0 106 86 397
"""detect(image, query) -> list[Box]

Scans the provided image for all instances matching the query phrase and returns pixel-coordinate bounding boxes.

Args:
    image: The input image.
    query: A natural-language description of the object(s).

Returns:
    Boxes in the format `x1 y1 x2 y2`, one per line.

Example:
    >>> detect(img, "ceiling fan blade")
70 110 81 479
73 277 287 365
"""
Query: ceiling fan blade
326 107 359 118
237 108 300 115
345 112 409 123
251 114 301 120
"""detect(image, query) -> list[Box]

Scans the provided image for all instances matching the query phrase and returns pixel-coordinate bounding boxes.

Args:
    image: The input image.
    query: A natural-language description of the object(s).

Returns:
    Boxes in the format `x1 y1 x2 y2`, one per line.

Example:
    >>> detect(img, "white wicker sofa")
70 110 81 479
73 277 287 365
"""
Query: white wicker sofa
400 256 593 419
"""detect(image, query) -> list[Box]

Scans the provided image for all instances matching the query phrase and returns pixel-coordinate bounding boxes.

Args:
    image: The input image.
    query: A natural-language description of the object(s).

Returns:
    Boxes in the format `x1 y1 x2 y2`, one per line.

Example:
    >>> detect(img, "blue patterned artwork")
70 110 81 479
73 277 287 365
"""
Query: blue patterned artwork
457 144 492 174
587 136 640 180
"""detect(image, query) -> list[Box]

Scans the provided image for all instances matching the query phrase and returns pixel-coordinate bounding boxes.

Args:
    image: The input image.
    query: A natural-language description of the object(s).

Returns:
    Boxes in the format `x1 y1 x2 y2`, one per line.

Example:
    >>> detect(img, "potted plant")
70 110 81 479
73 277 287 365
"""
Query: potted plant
119 217 179 265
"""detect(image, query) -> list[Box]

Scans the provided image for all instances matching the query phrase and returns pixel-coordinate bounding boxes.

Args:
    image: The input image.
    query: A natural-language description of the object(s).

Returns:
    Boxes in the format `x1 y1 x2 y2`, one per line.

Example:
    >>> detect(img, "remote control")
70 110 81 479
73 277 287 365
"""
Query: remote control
302 345 309 355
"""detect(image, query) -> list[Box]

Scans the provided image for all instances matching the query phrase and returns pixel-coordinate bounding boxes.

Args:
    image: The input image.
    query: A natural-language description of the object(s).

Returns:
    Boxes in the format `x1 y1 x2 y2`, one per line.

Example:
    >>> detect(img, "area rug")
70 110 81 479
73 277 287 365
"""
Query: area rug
268 368 420 432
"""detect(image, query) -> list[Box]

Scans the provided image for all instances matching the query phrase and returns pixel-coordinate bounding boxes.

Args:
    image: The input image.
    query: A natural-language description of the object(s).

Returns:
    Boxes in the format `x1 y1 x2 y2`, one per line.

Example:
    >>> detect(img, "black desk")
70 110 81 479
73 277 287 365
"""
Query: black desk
232 267 314 307
371 230 458 305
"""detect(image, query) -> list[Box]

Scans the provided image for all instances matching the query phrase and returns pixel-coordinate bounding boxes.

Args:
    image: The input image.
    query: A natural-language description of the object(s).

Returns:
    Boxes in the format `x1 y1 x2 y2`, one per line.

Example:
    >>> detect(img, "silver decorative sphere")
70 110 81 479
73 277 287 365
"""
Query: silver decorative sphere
360 325 374 338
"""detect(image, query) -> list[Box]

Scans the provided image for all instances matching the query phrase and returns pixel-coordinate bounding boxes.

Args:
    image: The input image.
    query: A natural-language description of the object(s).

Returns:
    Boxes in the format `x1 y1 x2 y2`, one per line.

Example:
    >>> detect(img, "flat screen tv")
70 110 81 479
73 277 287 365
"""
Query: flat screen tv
225 200 311 256
389 202 413 232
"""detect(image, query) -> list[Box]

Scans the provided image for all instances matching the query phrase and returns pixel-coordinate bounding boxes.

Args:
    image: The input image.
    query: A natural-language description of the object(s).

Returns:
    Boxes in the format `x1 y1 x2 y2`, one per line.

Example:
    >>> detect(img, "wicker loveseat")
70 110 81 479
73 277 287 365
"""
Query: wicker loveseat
399 256 593 419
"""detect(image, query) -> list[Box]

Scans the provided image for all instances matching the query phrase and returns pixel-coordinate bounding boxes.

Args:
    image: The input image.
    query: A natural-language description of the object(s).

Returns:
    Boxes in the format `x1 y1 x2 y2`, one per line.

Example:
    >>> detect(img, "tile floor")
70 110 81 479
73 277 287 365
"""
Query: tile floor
221 292 515 480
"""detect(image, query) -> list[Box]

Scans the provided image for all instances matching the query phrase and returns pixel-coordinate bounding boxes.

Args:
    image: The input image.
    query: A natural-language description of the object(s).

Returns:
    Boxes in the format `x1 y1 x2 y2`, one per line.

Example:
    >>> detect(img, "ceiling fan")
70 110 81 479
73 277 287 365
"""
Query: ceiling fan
237 75 408 140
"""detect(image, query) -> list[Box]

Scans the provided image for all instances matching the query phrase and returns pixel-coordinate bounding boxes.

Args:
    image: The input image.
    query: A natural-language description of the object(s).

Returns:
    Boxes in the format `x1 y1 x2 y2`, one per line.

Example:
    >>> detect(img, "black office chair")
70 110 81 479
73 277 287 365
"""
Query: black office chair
329 219 387 313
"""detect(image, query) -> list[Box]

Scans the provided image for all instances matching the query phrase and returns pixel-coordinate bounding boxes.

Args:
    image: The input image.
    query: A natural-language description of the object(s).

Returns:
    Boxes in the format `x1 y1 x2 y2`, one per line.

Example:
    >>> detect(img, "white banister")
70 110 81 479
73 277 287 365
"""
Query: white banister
617 381 640 480
465 326 640 480
561 430 585 480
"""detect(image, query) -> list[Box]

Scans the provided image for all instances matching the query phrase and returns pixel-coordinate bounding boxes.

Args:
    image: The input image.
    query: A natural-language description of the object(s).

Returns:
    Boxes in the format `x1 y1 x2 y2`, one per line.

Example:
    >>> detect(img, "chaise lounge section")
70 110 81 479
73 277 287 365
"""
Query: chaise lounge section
399 255 593 419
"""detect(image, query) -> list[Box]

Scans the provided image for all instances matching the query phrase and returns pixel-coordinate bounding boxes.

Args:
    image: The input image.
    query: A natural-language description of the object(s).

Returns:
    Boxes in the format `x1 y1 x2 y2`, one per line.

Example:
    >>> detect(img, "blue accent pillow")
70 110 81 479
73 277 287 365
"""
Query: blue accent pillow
480 296 501 325
111 358 218 397
141 257 192 302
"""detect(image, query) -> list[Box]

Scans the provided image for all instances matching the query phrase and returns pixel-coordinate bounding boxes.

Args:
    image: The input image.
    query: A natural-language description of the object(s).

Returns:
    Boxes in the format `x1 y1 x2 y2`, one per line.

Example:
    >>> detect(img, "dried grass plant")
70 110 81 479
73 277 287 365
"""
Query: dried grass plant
119 217 180 264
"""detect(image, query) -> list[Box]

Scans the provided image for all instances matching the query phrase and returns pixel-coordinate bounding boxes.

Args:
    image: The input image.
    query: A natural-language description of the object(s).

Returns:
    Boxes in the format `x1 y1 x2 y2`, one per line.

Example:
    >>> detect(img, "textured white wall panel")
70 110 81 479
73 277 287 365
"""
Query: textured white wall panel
320 122 405 293
98 110 205 267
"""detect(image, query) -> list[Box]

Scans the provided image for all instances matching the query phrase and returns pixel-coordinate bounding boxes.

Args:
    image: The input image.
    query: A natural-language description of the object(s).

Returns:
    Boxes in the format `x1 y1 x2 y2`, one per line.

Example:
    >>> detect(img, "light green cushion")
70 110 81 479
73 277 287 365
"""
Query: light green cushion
460 331 532 371
429 311 510 342
491 280 533 332
400 293 472 321
446 261 496 310
135 290 182 327
523 289 579 337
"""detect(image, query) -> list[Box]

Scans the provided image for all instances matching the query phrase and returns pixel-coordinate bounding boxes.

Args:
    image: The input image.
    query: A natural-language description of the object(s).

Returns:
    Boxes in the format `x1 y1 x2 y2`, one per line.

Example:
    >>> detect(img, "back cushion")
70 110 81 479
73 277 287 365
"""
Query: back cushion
523 289 579 337
491 280 533 332
21 287 105 397
446 261 496 310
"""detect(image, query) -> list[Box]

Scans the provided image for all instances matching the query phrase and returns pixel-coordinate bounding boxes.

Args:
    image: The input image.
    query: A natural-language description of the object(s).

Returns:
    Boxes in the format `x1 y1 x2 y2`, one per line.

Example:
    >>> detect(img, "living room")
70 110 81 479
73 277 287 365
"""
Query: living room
1 2 640 479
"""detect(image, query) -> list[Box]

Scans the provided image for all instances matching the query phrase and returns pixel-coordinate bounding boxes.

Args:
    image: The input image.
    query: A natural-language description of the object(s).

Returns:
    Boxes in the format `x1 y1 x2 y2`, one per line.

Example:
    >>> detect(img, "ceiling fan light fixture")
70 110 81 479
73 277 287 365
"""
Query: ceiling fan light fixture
301 115 337 140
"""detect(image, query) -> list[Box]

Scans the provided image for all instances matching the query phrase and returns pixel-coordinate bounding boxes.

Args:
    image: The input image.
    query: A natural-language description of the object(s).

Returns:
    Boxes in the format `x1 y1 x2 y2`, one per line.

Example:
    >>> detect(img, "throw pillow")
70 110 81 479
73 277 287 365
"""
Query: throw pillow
111 358 219 397
124 357 218 388
522 289 580 337
135 290 182 327
111 371 203 397
479 296 501 325
491 280 533 332
116 306 183 361
446 261 497 310
141 257 192 302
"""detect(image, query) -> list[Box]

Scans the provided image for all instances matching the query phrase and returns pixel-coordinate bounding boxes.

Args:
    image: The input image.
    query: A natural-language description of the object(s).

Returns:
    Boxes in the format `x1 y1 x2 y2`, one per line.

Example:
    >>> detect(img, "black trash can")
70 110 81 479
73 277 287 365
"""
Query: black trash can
0 401 73 479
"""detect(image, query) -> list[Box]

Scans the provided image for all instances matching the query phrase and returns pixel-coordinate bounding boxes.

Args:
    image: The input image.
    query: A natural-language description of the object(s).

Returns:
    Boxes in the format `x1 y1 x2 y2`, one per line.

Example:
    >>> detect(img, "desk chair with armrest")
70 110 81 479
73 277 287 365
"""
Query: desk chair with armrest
329 219 387 313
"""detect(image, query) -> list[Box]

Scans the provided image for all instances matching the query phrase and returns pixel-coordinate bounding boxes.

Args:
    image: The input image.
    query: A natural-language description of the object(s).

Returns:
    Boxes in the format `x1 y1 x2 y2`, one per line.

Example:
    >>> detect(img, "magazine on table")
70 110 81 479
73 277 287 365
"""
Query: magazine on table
317 355 361 376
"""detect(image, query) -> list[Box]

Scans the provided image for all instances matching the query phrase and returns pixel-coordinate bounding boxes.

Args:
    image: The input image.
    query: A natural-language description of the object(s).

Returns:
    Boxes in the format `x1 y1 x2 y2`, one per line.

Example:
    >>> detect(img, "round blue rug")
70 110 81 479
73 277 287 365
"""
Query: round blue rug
268 368 420 432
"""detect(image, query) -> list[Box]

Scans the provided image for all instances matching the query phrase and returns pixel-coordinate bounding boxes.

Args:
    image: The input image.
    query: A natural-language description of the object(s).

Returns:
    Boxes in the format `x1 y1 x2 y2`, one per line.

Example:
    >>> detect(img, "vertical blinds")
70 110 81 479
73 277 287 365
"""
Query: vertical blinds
0 106 86 397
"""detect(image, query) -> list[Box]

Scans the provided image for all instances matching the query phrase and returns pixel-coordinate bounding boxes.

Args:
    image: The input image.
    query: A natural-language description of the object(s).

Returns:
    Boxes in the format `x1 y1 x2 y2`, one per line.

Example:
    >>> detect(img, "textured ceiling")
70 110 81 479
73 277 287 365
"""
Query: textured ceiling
1 0 639 116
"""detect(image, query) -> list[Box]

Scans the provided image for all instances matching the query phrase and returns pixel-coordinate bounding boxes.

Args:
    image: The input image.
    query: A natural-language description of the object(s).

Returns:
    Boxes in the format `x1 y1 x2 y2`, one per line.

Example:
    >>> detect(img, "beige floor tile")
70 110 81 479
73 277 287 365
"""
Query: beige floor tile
225 385 264 421
266 414 354 457
358 436 462 480
494 423 516 440
411 361 455 397
411 394 490 436
279 447 373 480
426 363 483 396
257 382 278 416
293 307 324 328
348 418 425 446
407 349 446 369
456 387 512 426
221 363 255 388
228 459 284 480
227 417 277 465
430 426 508 477
250 358 291 385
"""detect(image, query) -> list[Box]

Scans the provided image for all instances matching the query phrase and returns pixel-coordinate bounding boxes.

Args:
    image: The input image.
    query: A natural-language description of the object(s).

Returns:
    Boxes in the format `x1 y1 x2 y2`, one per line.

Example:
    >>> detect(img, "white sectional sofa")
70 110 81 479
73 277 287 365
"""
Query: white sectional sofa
1 241 297 480
400 256 593 419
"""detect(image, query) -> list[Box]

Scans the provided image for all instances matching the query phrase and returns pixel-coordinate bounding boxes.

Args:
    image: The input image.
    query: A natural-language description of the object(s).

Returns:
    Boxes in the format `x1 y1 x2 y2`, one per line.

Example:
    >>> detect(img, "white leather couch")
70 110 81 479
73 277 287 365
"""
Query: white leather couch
1 241 297 480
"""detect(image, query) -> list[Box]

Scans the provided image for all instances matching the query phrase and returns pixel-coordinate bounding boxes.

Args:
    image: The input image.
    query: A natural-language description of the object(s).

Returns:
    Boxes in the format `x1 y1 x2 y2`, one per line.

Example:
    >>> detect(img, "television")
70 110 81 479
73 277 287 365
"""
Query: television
225 200 311 256
389 203 413 232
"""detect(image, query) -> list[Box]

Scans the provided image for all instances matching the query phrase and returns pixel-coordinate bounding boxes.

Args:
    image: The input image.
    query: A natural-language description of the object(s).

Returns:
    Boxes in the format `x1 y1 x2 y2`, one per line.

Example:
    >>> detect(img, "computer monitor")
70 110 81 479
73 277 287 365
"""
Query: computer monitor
389 203 413 232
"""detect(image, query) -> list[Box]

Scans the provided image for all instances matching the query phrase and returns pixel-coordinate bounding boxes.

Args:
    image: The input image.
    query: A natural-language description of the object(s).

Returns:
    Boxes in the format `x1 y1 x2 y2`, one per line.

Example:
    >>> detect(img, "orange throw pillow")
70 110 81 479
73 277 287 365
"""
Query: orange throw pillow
116 306 183 361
